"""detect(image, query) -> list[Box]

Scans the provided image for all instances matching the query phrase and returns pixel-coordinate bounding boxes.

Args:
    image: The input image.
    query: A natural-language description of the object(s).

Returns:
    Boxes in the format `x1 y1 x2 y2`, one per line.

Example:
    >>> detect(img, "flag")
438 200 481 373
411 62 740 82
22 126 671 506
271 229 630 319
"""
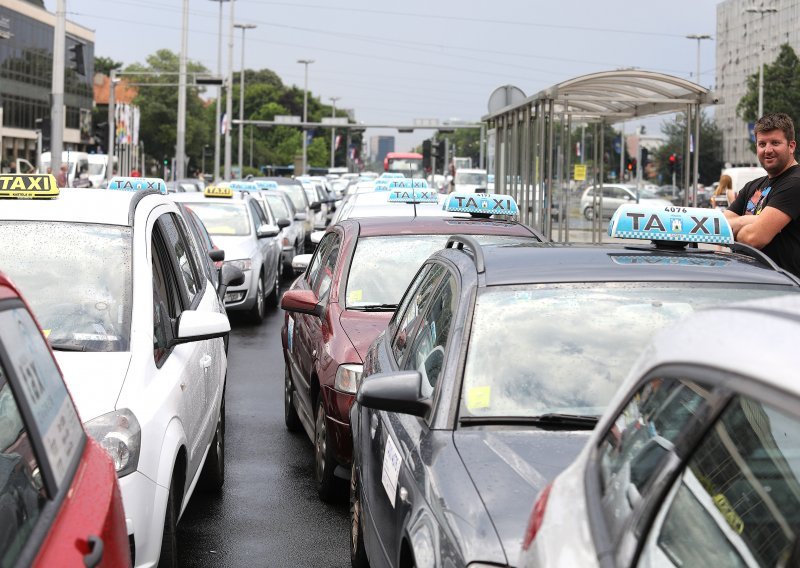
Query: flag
576 142 581 157
335 135 342 150
220 113 228 135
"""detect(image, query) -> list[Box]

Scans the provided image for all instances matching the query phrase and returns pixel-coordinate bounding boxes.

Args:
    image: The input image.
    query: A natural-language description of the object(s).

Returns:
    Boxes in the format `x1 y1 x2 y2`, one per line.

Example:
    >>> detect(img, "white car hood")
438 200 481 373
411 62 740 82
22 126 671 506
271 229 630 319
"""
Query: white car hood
211 235 256 262
54 352 132 423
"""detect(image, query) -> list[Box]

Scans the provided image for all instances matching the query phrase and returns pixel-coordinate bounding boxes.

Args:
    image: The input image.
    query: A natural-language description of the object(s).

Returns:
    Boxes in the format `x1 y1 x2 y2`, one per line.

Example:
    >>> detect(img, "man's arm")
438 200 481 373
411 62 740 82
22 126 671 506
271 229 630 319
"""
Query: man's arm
735 206 791 249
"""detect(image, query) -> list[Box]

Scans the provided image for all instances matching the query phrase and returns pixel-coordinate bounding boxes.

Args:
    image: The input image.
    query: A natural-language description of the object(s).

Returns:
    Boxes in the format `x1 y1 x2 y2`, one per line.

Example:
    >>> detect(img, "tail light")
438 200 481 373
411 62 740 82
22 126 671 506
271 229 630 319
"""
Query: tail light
521 482 553 551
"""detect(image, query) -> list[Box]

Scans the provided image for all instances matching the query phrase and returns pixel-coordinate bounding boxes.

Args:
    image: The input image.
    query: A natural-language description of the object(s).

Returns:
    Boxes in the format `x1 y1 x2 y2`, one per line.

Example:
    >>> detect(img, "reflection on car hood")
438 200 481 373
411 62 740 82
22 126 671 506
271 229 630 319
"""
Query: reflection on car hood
54 352 132 422
453 428 590 560
339 310 393 361
211 235 257 263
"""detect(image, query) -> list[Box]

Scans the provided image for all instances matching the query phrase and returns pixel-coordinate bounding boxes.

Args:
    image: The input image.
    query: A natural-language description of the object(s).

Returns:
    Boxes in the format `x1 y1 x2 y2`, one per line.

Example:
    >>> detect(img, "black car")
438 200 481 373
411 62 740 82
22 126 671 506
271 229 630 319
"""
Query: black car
349 205 800 568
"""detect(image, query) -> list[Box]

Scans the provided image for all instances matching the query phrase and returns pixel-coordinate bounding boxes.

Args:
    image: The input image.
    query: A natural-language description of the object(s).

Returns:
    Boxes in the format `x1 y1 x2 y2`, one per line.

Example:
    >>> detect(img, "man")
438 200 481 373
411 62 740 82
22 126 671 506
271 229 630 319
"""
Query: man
725 113 800 276
55 164 68 188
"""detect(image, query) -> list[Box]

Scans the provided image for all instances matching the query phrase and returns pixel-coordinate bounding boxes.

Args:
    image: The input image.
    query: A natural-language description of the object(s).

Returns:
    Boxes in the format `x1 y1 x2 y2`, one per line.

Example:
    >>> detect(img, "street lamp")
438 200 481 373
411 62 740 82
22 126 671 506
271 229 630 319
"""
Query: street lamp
223 0 236 180
685 34 712 86
209 0 230 181
686 33 712 207
297 59 314 175
176 0 189 180
235 23 256 177
746 6 778 118
329 96 340 168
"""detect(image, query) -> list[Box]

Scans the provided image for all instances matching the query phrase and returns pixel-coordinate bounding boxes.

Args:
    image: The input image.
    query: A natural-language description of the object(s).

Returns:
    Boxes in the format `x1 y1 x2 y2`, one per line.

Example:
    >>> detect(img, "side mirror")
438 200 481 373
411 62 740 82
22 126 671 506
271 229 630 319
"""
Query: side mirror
292 253 312 275
257 224 280 238
221 263 245 287
209 249 225 263
171 310 231 347
294 212 307 221
277 217 291 229
310 201 322 212
310 231 325 246
356 371 430 417
281 289 323 317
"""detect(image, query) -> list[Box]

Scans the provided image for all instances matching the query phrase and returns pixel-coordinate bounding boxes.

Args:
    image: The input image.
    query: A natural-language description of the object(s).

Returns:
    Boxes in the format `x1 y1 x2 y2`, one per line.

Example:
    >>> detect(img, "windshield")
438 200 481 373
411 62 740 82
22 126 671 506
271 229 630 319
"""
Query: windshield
264 195 290 220
388 158 422 172
279 186 307 211
460 284 797 419
0 221 133 351
185 202 252 236
455 172 488 186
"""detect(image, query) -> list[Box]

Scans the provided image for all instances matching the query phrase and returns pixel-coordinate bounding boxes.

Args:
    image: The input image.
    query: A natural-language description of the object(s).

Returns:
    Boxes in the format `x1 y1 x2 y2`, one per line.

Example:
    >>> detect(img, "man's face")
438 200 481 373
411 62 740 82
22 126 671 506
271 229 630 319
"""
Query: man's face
756 128 797 176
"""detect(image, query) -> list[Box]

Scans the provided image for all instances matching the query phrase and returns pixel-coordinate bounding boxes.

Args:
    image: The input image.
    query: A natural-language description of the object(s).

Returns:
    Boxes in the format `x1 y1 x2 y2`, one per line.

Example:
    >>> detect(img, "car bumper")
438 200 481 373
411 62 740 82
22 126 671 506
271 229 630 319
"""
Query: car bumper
120 470 170 568
323 385 355 466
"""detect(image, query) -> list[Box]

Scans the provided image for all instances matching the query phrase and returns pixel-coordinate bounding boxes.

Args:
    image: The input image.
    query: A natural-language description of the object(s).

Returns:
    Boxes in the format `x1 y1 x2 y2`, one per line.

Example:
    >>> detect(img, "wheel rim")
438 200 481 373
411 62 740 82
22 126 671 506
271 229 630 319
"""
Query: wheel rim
315 404 327 482
285 374 292 416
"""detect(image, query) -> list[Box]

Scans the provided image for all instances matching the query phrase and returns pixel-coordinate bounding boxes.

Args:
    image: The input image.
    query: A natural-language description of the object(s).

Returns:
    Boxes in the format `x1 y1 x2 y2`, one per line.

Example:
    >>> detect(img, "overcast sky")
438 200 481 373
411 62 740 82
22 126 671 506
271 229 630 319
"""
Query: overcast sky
56 0 721 150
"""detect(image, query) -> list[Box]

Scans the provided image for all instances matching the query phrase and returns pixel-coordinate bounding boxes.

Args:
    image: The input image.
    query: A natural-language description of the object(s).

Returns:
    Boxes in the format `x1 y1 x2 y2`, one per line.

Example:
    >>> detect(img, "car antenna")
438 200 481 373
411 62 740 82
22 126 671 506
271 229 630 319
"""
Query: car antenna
409 164 417 218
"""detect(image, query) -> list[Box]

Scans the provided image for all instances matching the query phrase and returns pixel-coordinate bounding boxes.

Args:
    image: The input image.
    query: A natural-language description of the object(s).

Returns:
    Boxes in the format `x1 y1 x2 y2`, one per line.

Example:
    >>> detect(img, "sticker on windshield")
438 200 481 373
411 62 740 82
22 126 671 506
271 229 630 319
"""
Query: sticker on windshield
466 386 491 410
382 435 402 508
287 315 294 351
348 290 363 303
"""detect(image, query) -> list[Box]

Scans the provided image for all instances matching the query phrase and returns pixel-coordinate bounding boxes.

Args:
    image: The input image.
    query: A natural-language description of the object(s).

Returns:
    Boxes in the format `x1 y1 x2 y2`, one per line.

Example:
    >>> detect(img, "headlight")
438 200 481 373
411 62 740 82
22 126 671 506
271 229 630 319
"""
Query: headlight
334 363 363 394
85 409 141 477
226 259 252 271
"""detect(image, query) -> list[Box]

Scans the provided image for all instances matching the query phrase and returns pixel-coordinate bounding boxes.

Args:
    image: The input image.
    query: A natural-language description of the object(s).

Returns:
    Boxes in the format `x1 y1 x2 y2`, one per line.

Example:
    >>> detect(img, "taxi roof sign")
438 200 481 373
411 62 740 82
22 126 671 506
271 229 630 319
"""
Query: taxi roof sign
204 185 234 198
387 179 429 190
387 189 438 204
443 193 519 216
608 204 734 245
227 180 259 192
253 180 279 190
108 177 168 194
0 174 59 199
378 172 405 179
373 179 391 191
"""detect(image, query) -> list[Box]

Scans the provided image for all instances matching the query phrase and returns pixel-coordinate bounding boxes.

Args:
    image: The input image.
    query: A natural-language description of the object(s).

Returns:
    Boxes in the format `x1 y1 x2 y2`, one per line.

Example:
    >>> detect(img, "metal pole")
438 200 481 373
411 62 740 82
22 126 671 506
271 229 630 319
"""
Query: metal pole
564 114 572 242
249 126 253 169
50 0 66 176
598 120 605 243
211 0 228 181
592 123 599 242
618 121 625 182
107 69 117 181
693 105 701 205
176 0 189 180
758 50 764 118
236 23 255 177
684 107 692 206
329 96 340 168
478 123 486 170
298 59 314 175
224 0 235 180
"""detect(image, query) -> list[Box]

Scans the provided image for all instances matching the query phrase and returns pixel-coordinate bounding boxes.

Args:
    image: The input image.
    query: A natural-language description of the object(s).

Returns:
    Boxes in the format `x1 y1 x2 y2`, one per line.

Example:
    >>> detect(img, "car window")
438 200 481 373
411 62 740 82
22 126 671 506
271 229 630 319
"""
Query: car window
638 395 800 567
249 201 267 230
391 264 445 366
313 236 340 303
307 233 336 286
265 195 290 220
402 272 458 398
152 229 183 366
185 202 251 236
158 214 201 306
597 378 713 543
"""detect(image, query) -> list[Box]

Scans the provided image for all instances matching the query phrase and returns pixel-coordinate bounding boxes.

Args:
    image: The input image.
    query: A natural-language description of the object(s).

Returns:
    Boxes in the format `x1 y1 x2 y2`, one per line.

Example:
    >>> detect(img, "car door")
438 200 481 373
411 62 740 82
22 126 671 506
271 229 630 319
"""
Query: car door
151 214 208 479
248 200 276 288
259 197 283 276
366 264 455 566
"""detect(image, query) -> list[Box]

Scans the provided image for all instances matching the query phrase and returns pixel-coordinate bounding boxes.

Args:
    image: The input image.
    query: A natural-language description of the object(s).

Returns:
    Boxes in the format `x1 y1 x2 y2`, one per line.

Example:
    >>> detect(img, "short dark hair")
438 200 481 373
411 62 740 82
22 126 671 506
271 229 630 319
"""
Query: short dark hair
755 113 796 143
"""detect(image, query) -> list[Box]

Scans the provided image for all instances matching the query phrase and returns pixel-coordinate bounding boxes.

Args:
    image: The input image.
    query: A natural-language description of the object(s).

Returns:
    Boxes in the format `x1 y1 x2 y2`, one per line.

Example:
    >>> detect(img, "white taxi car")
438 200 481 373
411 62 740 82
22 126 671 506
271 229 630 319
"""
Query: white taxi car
0 175 234 568
519 293 800 568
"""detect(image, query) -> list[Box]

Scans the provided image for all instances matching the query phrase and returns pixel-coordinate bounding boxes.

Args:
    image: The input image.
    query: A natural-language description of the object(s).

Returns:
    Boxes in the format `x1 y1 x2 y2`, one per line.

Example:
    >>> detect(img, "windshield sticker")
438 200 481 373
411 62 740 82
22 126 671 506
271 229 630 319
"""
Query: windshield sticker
41 329 51 338
466 386 491 410
348 290 363 303
382 435 402 508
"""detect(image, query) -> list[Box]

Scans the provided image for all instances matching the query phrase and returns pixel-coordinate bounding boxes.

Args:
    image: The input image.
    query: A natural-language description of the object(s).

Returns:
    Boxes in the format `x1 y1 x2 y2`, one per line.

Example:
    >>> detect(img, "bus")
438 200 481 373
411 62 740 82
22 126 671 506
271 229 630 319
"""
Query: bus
384 152 424 177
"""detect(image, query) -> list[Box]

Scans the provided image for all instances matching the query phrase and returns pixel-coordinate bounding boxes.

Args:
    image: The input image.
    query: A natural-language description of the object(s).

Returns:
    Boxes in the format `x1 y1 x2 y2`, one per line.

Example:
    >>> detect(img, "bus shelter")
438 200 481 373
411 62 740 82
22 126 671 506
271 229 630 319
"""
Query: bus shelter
482 70 718 241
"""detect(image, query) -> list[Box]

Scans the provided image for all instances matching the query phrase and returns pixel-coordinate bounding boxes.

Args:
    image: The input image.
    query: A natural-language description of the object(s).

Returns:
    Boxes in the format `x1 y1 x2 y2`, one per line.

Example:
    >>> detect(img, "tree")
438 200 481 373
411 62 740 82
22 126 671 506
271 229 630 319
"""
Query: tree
95 56 122 76
652 111 723 187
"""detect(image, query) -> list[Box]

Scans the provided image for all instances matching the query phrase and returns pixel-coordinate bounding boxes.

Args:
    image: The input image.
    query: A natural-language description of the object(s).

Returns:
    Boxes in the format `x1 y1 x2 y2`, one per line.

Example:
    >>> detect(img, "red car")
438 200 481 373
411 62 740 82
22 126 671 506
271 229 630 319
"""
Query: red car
0 273 130 567
281 211 543 500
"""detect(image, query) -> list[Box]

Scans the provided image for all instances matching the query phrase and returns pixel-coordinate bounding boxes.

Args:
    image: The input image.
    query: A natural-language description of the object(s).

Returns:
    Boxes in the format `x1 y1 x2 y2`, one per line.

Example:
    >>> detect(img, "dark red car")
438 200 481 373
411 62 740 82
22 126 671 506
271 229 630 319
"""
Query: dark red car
0 273 130 567
281 215 543 500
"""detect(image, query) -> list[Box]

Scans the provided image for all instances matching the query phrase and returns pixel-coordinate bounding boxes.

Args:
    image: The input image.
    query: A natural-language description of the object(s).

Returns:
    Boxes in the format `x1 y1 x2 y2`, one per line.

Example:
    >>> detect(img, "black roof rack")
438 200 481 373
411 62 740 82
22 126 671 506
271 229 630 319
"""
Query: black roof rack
445 235 485 274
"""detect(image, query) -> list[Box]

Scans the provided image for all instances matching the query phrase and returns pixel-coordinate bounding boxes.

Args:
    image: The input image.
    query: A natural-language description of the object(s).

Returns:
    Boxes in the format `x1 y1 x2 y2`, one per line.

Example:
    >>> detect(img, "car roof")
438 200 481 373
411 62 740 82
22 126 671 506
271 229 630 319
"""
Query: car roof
0 187 162 226
251 176 303 187
455 241 800 287
347 216 539 238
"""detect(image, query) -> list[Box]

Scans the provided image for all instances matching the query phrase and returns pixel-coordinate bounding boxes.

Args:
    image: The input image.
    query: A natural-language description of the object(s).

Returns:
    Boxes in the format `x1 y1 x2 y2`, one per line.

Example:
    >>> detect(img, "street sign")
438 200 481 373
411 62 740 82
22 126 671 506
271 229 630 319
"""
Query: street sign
275 115 301 124
321 117 348 126
573 164 587 181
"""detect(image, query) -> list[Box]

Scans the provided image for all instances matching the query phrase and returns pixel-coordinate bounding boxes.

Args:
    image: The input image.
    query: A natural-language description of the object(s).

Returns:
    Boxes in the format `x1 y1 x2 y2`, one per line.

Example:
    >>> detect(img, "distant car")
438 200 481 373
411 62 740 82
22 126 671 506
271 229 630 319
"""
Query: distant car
453 168 489 193
580 184 672 220
519 293 800 568
262 191 303 272
253 177 318 248
166 179 204 193
0 271 131 568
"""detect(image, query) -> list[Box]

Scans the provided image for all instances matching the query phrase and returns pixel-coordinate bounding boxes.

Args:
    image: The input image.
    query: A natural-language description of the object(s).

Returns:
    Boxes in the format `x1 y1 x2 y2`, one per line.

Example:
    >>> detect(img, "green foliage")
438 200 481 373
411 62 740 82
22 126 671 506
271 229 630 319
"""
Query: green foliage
95 56 123 76
653 111 723 187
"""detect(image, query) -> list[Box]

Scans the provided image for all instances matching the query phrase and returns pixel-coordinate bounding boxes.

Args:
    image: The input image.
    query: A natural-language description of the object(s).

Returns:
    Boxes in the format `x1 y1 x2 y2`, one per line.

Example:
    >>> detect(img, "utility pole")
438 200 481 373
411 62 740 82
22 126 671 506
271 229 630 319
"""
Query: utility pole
50 0 66 176
235 23 256 176
107 69 119 181
297 59 314 175
329 96 340 168
209 0 229 181
223 0 235 180
176 0 189 180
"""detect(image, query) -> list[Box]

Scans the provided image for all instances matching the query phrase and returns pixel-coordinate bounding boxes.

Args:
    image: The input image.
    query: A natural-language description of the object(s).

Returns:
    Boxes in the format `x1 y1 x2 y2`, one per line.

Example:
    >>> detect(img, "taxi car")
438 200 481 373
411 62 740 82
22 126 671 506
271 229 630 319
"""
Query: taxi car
171 185 282 323
519 293 800 568
262 190 304 272
281 189 544 502
0 271 130 567
349 204 800 568
254 176 318 249
0 175 234 568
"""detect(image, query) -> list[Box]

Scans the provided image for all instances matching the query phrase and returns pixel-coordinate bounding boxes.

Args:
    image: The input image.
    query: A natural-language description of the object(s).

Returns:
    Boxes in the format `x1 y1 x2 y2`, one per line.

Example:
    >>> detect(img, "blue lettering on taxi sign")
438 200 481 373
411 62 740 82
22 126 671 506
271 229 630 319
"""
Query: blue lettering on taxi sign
379 172 405 179
253 180 279 190
374 179 391 191
388 179 429 190
443 192 519 215
387 189 438 203
108 177 168 194
608 204 733 244
228 181 259 192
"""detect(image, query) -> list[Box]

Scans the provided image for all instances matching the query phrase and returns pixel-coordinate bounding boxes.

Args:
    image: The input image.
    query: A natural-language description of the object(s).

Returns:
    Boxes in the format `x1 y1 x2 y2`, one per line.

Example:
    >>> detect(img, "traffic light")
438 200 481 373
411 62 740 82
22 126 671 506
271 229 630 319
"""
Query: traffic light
641 147 649 167
68 43 85 76
163 158 169 166
437 139 445 161
626 159 633 172
631 158 637 172
422 139 432 169
668 153 677 174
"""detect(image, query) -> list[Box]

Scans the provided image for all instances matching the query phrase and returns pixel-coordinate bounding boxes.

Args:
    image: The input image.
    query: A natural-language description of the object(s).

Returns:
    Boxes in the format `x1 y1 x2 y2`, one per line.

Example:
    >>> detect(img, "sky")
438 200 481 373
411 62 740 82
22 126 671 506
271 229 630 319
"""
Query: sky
53 0 721 152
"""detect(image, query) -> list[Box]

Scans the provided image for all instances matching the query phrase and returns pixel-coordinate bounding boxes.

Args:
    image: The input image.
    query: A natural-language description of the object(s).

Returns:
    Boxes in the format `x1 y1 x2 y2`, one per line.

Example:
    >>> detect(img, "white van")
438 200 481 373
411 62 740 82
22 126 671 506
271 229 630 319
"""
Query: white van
40 151 90 187
87 154 116 188
722 166 767 197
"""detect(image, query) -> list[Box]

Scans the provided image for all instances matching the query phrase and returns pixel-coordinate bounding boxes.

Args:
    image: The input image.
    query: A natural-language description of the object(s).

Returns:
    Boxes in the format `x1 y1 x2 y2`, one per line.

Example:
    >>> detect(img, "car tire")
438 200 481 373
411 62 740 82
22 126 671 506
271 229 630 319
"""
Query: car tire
315 397 338 502
158 473 180 568
583 206 595 221
267 262 280 309
284 368 301 432
199 394 225 492
248 273 265 323
350 462 369 568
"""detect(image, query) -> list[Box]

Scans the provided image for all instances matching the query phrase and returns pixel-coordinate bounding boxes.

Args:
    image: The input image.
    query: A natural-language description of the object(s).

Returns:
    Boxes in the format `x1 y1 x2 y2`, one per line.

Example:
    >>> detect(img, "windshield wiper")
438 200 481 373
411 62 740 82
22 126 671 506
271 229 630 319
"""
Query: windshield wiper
48 342 86 352
349 303 399 312
460 413 599 429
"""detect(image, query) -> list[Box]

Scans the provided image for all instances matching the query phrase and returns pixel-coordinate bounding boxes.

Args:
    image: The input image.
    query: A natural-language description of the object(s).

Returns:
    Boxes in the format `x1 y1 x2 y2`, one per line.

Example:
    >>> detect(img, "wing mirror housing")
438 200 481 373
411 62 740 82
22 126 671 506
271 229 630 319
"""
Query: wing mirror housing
291 253 312 275
310 201 322 212
209 249 225 262
257 224 280 238
277 217 291 229
356 371 430 417
280 289 323 317
170 310 231 347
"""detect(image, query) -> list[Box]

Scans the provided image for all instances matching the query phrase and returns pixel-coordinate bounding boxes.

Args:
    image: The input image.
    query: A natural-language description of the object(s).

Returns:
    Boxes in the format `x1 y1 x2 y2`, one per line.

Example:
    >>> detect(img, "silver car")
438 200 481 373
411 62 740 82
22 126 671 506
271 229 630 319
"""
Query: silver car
580 184 672 220
262 191 303 272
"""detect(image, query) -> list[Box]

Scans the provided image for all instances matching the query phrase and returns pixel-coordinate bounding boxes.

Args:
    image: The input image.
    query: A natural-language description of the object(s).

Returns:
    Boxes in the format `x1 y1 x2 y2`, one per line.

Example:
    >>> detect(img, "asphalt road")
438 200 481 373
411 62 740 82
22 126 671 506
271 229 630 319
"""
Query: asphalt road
176 284 350 568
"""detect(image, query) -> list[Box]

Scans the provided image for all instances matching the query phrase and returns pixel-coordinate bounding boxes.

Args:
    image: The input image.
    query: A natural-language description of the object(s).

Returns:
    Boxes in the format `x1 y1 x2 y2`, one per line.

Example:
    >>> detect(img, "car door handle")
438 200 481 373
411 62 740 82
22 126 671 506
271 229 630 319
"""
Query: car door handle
200 354 212 369
83 535 104 568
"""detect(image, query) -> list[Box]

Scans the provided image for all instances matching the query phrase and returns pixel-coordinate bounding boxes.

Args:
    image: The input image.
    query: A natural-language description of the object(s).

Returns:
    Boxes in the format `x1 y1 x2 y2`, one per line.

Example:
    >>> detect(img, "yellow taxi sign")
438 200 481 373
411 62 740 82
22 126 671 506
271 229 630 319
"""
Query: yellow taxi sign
573 164 587 181
0 174 60 200
204 185 234 198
